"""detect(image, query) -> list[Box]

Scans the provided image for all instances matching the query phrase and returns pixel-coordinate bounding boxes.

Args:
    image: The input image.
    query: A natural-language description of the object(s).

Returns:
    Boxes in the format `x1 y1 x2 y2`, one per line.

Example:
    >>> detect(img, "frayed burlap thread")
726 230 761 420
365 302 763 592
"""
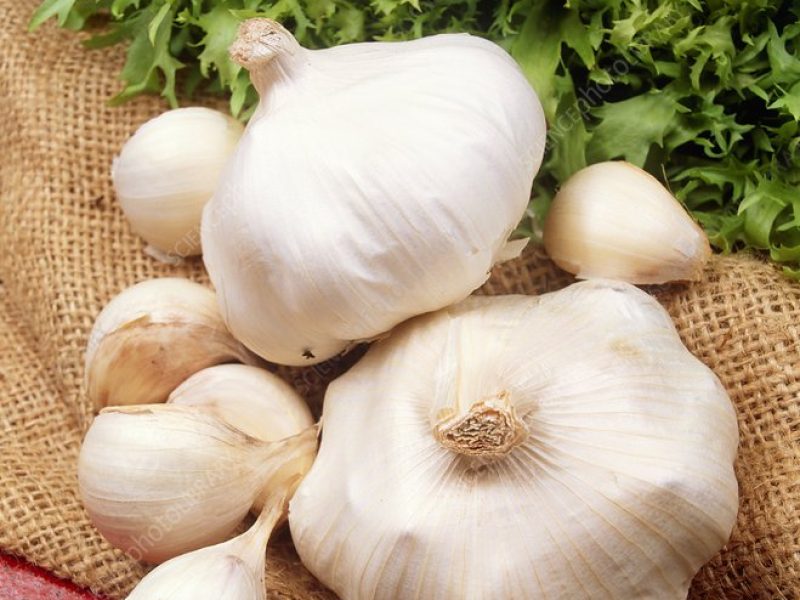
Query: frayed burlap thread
1 1 799 597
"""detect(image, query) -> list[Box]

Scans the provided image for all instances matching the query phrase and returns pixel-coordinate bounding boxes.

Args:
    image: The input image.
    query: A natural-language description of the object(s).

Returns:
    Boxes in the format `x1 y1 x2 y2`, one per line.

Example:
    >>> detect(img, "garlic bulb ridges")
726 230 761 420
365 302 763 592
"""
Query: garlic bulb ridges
543 161 711 284
168 364 315 511
202 18 546 366
289 281 738 600
112 107 243 258
78 403 316 563
86 278 258 410
126 490 287 600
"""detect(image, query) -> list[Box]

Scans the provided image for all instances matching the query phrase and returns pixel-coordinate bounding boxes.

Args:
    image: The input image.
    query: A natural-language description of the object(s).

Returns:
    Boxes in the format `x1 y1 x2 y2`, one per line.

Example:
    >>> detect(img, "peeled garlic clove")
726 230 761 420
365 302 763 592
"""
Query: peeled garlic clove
289 281 738 600
201 19 546 366
126 490 287 600
543 161 711 284
168 364 315 511
86 278 259 410
78 403 316 563
112 107 243 259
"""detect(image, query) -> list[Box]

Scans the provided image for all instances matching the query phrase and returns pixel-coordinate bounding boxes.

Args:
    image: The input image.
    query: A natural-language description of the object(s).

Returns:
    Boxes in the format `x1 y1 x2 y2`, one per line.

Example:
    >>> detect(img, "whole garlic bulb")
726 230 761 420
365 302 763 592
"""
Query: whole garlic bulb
290 281 739 599
201 18 546 366
112 107 243 259
543 161 711 284
126 490 286 600
86 278 258 410
168 364 315 511
79 404 316 563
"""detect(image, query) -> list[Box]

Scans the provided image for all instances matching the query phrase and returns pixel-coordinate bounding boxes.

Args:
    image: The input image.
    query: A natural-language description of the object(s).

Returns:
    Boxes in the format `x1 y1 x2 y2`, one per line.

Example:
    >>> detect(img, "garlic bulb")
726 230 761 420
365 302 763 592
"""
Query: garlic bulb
201 18 546 366
112 107 243 258
543 161 711 284
86 278 258 410
290 281 739 600
126 490 286 600
168 364 314 511
78 404 316 563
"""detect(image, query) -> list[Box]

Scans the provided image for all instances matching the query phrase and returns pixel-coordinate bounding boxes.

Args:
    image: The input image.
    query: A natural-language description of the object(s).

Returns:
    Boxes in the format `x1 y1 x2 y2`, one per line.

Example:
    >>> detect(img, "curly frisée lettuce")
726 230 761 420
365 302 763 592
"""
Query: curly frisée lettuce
30 0 800 276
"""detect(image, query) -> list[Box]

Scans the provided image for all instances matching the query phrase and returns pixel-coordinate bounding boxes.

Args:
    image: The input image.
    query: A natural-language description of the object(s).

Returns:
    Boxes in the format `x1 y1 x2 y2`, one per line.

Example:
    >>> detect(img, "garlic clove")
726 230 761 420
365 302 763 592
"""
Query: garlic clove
112 107 243 259
202 19 546 366
168 364 315 512
86 278 259 410
167 364 312 441
543 161 711 284
125 490 288 600
289 281 738 600
79 403 316 563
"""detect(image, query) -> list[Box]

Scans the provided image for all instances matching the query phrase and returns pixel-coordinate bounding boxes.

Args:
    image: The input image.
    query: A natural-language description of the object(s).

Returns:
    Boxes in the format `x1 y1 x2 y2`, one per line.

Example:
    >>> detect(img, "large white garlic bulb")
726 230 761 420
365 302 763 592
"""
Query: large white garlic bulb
202 18 546 366
113 107 243 258
289 281 739 599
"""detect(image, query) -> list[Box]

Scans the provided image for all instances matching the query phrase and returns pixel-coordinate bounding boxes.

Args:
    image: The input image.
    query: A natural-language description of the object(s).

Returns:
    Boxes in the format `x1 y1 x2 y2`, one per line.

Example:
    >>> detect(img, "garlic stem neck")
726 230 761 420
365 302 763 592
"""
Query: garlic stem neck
433 393 526 457
253 424 319 486
229 18 303 93
237 489 286 567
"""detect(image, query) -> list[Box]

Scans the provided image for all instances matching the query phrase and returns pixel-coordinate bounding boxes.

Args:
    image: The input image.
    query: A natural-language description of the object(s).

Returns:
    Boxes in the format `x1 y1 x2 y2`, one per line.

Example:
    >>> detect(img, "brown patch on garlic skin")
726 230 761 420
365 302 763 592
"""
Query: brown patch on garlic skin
433 391 527 457
87 320 256 410
610 338 643 359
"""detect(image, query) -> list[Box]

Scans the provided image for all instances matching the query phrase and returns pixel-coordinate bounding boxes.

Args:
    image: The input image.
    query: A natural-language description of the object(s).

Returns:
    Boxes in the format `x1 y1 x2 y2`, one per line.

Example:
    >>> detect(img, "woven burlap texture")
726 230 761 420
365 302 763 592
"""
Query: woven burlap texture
1 1 799 597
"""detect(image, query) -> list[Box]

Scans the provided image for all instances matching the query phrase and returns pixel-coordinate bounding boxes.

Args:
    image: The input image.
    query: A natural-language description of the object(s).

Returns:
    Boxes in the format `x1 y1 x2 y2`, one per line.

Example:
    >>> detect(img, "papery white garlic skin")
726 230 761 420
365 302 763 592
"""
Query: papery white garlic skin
202 19 547 366
289 281 738 600
78 404 315 563
543 161 711 284
86 278 258 410
112 107 243 258
168 364 315 511
125 489 286 600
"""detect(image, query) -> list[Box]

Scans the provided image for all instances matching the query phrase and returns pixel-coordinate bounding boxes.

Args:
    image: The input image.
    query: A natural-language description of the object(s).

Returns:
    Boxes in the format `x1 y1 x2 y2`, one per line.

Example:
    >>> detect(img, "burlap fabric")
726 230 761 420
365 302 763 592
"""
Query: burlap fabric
1 0 798 597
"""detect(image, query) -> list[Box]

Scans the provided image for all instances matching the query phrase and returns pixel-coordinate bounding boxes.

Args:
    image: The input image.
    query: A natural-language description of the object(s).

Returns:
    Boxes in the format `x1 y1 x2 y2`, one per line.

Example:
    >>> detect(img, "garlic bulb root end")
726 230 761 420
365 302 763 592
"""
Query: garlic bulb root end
434 392 526 456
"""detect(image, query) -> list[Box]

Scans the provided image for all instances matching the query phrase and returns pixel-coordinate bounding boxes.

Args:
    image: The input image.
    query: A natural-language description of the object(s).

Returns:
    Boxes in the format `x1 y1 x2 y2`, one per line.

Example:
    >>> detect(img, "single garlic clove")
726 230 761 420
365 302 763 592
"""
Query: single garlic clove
168 364 315 512
125 490 288 600
112 107 243 259
86 278 259 410
78 403 316 563
289 281 738 600
543 161 711 284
